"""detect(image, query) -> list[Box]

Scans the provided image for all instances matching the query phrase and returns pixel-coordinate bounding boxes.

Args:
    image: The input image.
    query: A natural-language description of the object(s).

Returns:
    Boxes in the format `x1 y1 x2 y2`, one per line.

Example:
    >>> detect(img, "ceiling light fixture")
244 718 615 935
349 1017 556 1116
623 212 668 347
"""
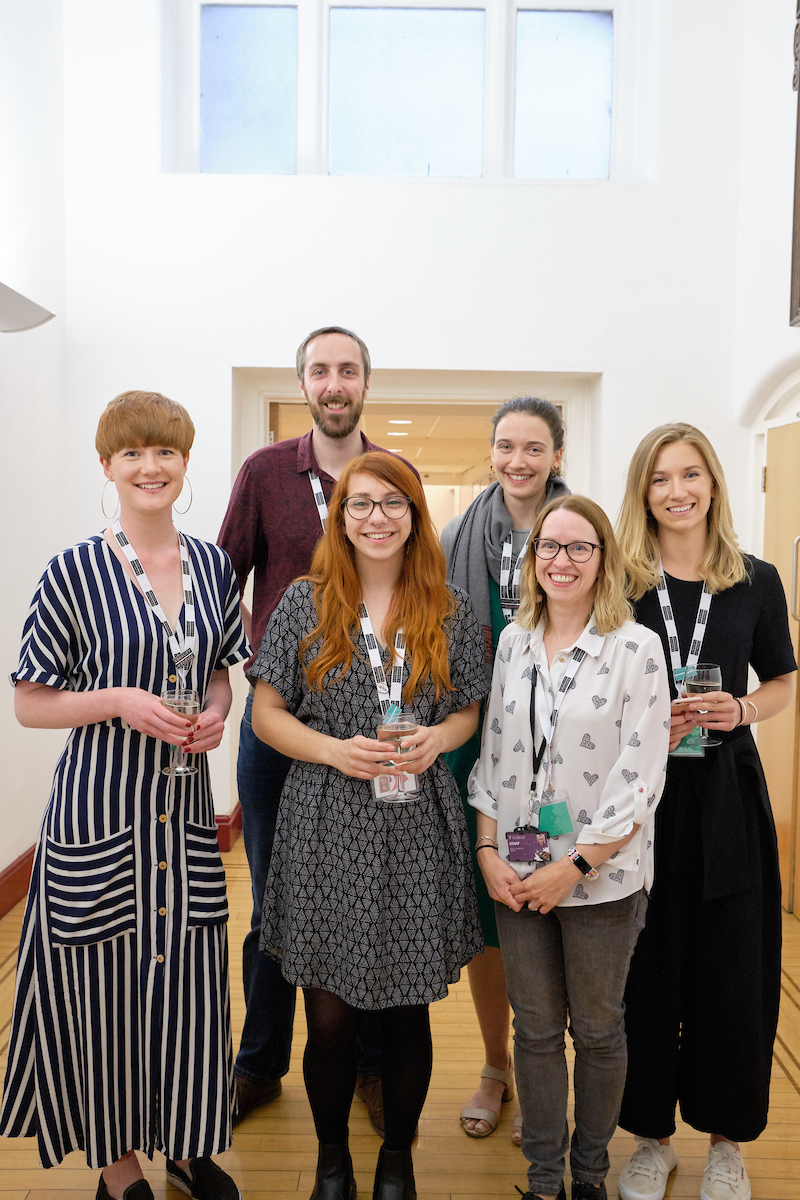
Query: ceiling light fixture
387 432 408 437
389 420 412 424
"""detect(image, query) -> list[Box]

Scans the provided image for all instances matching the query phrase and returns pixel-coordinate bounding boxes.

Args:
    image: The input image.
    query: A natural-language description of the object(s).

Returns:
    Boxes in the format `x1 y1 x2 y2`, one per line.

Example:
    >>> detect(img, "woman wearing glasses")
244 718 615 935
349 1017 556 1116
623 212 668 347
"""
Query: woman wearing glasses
441 396 569 1142
249 452 487 1200
469 495 670 1200
615 426 796 1200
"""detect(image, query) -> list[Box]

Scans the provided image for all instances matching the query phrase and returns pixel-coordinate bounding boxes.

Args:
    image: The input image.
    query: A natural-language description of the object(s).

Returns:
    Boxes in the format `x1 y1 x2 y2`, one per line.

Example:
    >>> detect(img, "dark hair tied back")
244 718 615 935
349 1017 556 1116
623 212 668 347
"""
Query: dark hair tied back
491 397 565 458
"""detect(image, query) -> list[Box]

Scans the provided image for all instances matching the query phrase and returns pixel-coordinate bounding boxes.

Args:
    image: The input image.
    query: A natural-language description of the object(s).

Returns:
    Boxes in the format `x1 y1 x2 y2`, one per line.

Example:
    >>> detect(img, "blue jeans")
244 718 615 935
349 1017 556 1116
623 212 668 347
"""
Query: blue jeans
496 891 648 1194
235 692 383 1082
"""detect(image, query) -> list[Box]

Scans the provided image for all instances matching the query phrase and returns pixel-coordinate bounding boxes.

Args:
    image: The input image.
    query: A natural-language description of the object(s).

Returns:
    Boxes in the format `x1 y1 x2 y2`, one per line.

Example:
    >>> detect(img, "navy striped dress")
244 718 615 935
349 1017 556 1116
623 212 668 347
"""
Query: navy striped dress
0 533 249 1169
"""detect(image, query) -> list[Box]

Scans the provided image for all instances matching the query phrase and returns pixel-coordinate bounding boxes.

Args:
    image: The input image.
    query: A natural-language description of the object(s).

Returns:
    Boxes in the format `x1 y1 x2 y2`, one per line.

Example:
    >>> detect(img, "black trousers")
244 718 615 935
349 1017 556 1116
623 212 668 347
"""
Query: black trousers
619 770 782 1143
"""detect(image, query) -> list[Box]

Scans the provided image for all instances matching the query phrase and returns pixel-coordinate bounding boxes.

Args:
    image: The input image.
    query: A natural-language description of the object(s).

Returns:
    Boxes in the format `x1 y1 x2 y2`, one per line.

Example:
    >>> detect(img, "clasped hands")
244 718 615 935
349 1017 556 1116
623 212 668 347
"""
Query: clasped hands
669 690 743 751
479 850 581 915
330 724 442 780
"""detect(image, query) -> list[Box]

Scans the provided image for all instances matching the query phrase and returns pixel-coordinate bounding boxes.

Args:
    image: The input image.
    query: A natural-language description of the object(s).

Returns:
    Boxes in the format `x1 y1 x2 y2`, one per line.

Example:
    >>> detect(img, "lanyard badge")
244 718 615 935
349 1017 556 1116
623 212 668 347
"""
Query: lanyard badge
655 563 712 758
499 532 532 624
113 521 196 685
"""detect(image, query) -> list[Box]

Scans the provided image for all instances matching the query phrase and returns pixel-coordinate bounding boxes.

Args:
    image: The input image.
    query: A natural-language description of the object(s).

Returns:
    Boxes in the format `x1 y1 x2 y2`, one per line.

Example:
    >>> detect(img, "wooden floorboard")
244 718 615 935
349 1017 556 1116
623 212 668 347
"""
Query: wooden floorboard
1 838 799 1198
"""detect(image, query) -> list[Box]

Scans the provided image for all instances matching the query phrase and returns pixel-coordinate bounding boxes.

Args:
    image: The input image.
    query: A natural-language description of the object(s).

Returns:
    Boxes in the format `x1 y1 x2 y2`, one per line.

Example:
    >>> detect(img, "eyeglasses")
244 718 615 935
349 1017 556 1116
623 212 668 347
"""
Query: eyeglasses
533 539 603 563
343 495 413 520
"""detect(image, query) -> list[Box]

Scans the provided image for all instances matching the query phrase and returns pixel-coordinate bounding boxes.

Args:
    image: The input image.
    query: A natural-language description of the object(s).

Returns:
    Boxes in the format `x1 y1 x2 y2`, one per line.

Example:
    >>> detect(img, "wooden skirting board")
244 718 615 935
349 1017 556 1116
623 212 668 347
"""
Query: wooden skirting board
0 845 34 921
215 802 243 852
0 805 243 920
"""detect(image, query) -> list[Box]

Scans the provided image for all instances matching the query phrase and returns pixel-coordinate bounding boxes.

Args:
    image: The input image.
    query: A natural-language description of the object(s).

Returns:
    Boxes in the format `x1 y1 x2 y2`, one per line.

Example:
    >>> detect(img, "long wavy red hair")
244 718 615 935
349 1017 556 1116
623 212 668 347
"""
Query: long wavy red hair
300 452 455 702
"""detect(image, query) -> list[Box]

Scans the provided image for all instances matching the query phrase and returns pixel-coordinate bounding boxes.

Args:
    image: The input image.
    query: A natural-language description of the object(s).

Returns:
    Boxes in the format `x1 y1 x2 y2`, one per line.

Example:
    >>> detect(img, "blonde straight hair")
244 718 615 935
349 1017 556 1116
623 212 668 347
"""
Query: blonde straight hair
617 424 746 601
516 494 632 635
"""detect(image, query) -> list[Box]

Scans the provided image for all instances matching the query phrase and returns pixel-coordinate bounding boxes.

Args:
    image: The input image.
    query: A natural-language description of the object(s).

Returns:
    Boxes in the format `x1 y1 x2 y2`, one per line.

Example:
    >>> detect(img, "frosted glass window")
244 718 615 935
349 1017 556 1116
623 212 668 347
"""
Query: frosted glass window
328 8 485 177
514 11 613 180
200 5 298 174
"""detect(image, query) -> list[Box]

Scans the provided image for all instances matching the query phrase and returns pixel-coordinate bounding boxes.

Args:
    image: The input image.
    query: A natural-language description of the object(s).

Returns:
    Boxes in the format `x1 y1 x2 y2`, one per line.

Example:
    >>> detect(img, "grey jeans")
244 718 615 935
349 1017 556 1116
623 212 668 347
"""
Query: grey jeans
496 890 648 1194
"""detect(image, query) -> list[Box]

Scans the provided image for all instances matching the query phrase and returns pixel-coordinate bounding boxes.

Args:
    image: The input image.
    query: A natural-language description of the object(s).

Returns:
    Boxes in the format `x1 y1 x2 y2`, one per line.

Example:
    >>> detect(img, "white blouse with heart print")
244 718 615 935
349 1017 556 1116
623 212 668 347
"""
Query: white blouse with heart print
468 616 671 906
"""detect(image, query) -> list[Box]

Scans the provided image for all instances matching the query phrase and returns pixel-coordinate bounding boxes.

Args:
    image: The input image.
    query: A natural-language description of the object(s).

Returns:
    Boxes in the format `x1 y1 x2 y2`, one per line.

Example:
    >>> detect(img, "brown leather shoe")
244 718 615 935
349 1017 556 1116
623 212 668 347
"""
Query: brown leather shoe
233 1074 282 1126
354 1074 385 1138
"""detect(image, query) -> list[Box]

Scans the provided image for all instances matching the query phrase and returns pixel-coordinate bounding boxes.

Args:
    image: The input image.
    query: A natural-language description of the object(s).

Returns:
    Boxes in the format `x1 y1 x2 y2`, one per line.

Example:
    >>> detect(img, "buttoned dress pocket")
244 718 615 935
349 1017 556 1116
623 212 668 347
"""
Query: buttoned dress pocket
45 827 137 947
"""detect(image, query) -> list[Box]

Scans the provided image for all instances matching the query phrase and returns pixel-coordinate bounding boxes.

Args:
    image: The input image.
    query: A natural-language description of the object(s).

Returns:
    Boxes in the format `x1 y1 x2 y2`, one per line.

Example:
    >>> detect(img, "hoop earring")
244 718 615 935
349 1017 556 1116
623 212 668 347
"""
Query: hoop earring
174 476 193 515
102 479 120 521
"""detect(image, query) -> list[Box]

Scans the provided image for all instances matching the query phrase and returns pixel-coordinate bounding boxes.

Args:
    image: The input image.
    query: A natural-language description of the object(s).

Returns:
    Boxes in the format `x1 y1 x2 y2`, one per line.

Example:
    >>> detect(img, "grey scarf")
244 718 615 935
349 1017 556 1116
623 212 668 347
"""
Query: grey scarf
441 475 570 682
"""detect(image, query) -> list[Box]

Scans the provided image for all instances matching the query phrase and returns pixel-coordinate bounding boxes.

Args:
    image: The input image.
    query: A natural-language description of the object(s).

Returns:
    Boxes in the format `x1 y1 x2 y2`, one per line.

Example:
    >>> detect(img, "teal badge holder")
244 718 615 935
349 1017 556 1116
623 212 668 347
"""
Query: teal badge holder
668 666 705 758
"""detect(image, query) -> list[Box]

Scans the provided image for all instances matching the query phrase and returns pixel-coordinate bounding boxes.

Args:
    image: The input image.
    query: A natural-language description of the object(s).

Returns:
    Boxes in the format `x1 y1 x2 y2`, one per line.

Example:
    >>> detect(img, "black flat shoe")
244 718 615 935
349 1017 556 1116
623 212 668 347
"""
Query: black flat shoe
372 1146 416 1200
96 1175 154 1200
310 1142 357 1200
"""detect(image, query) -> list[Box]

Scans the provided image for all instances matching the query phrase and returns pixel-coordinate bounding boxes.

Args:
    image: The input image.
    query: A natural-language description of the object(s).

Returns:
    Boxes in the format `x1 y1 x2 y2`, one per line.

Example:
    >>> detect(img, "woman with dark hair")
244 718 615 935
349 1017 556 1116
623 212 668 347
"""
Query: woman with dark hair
0 392 249 1200
249 451 487 1200
470 493 670 1200
615 425 796 1200
440 396 569 1141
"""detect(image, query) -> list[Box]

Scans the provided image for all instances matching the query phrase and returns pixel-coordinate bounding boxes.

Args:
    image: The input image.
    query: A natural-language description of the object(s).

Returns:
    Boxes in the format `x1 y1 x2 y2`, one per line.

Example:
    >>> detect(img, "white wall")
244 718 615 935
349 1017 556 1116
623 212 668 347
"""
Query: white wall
0 0 69 866
1 0 799 872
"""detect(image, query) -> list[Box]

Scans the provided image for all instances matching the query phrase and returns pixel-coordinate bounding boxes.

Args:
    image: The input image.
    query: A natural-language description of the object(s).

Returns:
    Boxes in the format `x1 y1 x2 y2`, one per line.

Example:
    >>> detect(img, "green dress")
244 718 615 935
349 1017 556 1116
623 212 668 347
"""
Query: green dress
443 577 507 948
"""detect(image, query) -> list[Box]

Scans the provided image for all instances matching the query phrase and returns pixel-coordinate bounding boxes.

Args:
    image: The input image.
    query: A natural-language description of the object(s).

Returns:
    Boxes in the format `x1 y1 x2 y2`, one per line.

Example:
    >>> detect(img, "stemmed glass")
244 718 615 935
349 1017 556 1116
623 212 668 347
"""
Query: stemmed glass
684 664 722 748
374 711 419 802
160 687 200 776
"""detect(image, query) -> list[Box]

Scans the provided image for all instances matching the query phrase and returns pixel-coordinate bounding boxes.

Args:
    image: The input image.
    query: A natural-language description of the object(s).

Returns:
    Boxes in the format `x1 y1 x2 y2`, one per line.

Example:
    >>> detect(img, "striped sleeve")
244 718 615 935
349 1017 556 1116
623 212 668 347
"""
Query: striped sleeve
12 553 81 690
213 548 251 669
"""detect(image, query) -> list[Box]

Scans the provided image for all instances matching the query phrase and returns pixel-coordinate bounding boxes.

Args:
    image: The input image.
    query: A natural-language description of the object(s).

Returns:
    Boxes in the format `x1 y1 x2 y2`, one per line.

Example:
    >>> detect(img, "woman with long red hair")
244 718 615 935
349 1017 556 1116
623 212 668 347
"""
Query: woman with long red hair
250 452 487 1200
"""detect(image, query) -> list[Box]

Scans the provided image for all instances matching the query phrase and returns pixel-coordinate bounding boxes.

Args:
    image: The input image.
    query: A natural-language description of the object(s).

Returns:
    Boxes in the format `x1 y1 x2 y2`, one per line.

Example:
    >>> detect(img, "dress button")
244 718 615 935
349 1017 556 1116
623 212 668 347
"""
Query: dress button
158 906 167 916
168 674 177 683
156 954 165 964
159 814 167 823
158 861 167 870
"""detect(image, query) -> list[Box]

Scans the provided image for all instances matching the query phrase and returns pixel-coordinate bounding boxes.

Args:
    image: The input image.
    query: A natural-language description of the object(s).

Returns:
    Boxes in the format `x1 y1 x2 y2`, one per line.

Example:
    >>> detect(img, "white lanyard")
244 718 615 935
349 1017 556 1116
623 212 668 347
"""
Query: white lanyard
499 532 531 624
654 562 712 696
308 469 329 532
358 603 406 716
529 645 587 814
112 521 197 685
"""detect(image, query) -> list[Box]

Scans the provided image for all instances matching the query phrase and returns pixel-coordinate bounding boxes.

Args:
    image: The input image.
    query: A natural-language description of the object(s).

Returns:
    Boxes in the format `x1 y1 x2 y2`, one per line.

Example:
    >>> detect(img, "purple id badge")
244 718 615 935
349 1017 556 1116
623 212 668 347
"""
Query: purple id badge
506 828 551 865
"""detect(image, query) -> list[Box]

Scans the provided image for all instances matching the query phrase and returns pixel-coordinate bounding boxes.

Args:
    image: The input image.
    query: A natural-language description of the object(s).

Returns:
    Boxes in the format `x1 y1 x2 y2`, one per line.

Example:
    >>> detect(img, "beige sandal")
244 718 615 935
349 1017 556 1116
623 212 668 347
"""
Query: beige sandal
459 1063 515 1138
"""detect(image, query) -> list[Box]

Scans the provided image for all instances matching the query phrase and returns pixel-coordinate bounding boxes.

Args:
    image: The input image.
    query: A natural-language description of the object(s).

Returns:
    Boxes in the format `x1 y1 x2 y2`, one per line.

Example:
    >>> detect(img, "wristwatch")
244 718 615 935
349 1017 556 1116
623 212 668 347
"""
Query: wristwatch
566 845 599 880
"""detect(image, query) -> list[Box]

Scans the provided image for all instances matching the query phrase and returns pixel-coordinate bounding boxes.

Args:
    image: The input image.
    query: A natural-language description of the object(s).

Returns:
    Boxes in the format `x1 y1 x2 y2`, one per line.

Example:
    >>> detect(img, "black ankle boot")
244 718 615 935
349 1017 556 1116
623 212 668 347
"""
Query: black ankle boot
372 1146 416 1200
310 1142 357 1200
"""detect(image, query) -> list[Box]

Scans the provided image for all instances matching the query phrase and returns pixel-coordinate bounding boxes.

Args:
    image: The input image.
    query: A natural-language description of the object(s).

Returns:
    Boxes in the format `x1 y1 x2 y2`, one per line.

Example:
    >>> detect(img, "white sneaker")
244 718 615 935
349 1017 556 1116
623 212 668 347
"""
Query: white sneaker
618 1137 678 1200
700 1143 751 1200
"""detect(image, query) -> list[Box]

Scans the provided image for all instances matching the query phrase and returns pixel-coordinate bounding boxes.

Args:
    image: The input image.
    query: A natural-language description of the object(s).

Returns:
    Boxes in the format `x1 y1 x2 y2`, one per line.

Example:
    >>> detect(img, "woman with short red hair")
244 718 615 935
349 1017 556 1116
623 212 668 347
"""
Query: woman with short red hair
250 452 487 1200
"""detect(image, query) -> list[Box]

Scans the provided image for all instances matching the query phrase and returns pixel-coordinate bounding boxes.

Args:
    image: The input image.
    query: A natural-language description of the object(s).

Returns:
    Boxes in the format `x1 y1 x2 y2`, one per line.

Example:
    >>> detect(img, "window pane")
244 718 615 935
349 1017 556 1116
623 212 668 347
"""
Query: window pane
514 11 613 180
328 8 485 177
200 5 297 174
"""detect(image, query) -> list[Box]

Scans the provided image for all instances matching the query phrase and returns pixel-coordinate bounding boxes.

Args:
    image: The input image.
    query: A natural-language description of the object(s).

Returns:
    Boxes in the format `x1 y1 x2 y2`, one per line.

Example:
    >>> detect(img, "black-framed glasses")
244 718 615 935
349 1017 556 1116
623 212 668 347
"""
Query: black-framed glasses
343 495 413 520
533 538 603 563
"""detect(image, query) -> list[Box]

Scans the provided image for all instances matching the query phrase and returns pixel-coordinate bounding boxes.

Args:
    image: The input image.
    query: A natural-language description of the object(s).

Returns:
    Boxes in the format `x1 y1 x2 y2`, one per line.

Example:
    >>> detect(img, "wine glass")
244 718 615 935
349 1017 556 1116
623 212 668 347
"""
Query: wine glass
160 687 200 776
373 712 419 802
684 664 722 748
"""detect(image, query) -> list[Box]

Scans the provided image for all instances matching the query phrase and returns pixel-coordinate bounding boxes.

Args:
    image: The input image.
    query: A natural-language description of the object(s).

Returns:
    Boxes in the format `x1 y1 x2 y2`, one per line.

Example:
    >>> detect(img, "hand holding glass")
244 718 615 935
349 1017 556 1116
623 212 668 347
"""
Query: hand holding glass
372 715 419 802
160 687 200 776
684 664 722 748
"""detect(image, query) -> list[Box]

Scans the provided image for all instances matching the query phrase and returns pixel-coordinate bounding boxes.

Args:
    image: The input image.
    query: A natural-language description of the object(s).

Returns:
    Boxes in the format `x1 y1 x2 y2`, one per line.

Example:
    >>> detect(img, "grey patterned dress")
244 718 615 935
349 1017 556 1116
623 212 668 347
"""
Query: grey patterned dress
250 581 487 1009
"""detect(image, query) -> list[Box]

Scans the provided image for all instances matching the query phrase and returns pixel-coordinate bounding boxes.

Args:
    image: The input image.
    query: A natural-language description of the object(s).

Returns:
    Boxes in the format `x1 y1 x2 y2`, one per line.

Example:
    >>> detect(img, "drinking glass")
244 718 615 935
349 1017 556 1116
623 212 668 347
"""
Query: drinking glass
160 687 200 776
684 664 722 748
373 713 419 802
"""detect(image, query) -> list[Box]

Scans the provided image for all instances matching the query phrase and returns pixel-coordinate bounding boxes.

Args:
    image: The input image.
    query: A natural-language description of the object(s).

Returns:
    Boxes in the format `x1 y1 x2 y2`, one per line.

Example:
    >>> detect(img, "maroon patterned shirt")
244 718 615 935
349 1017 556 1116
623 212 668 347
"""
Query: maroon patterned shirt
217 431 414 668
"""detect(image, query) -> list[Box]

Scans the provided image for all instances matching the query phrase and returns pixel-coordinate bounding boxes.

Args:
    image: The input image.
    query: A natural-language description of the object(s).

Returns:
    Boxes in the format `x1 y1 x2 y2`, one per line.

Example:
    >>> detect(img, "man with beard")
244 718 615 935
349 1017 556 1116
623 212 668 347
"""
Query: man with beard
219 326 405 1134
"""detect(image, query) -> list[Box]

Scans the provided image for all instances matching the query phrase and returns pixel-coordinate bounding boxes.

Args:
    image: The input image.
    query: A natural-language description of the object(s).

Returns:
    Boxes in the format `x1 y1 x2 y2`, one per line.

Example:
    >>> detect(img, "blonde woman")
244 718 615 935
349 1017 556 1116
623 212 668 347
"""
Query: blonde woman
469 495 670 1200
615 425 796 1200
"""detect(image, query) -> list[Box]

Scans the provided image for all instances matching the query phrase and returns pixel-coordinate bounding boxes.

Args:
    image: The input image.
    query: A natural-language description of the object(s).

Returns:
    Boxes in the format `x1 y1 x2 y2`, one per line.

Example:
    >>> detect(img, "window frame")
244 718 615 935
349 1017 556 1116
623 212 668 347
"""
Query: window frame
163 0 643 180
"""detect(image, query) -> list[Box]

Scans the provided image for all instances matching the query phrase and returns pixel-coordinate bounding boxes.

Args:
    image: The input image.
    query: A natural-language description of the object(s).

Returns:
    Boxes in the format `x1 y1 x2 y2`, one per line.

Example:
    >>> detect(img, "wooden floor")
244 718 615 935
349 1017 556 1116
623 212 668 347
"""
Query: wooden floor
1 836 799 1198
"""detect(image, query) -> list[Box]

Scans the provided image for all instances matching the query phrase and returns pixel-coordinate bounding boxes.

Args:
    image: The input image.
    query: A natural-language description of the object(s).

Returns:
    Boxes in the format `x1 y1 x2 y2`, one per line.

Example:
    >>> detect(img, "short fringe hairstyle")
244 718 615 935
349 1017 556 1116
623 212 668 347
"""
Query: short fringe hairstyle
616 423 746 600
299 452 455 703
516 494 632 635
96 391 195 460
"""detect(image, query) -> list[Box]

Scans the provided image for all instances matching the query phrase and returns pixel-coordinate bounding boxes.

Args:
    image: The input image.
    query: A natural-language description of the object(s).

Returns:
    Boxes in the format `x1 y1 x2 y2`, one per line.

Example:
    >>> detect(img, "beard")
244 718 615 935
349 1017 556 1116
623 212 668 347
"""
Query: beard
309 391 365 439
